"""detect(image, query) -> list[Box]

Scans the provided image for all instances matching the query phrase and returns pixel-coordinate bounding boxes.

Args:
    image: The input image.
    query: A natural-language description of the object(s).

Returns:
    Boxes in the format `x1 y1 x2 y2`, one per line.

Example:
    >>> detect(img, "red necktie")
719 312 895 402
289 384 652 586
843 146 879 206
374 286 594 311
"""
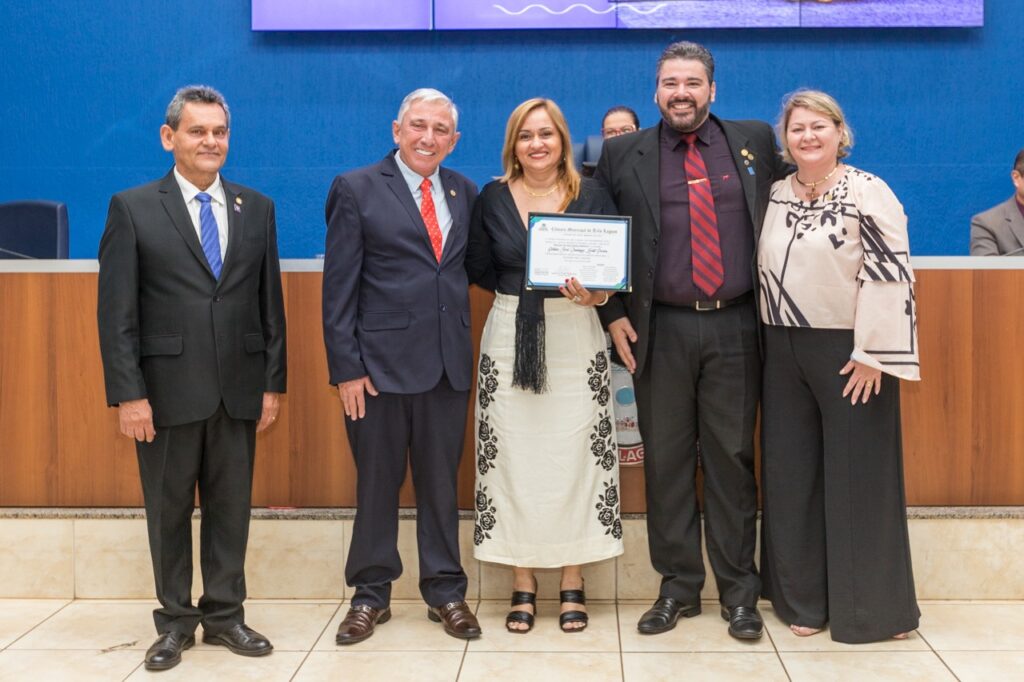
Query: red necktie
683 132 723 297
419 178 443 262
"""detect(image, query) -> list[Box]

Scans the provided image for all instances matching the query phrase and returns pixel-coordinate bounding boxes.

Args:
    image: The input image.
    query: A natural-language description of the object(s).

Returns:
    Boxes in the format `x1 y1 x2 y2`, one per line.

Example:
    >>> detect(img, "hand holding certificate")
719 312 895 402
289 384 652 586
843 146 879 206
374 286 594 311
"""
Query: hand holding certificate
526 212 632 292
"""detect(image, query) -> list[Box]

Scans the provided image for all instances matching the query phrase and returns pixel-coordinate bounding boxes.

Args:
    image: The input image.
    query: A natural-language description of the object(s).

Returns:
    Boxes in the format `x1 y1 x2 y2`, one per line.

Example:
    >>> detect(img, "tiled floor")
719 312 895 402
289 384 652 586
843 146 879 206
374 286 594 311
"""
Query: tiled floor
1 599 1022 681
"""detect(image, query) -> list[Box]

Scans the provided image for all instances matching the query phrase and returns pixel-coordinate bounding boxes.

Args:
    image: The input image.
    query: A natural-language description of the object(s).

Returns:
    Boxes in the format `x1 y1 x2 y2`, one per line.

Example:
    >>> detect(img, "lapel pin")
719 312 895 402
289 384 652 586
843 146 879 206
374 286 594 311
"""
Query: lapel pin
234 204 241 213
747 166 756 176
450 189 457 197
234 196 243 212
741 148 749 157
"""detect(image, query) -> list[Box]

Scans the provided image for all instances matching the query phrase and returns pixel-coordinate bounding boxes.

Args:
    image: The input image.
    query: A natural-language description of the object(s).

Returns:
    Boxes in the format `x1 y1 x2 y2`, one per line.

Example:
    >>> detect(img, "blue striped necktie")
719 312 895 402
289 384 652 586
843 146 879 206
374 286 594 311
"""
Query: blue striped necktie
195 192 223 278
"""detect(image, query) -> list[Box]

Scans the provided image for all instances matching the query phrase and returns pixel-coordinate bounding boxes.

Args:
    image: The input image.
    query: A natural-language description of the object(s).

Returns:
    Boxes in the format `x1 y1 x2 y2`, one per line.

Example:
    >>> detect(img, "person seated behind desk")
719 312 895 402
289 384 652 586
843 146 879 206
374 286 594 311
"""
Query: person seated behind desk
969 148 1024 255
581 106 640 178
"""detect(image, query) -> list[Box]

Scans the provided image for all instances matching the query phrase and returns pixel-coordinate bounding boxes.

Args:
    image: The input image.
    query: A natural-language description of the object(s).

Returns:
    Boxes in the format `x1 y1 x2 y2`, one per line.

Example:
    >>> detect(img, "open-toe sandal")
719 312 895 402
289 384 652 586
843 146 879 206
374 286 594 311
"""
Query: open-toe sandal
559 585 588 633
506 581 537 633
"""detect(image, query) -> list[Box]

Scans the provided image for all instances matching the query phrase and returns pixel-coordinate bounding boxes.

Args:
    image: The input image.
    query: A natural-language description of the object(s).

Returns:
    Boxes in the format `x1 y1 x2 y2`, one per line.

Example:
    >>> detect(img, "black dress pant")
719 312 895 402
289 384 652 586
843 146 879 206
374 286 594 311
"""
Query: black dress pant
634 301 761 607
136 402 256 636
345 375 469 609
760 325 919 643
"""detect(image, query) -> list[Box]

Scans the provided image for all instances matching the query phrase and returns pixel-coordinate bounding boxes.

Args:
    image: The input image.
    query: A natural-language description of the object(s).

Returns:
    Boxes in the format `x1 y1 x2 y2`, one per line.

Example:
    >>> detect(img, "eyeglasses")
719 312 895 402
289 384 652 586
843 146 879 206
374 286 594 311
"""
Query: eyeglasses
602 126 638 138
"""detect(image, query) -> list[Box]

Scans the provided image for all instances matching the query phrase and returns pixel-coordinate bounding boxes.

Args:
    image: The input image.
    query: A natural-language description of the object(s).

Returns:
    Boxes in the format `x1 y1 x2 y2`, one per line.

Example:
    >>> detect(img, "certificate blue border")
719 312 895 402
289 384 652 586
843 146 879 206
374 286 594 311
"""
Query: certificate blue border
525 212 632 292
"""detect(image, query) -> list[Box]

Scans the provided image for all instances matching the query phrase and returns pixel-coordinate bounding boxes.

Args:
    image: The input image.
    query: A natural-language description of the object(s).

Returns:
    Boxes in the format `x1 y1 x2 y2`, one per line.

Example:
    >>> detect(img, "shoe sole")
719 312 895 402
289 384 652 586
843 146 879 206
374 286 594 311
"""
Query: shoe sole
335 609 391 645
144 637 194 670
427 608 482 640
201 634 274 657
637 605 702 635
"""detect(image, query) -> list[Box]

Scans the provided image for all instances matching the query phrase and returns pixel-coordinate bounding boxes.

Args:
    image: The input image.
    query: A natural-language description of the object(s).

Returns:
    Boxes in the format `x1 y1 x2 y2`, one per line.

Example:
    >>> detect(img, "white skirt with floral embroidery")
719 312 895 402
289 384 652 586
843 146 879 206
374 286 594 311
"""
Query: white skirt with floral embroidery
472 293 624 568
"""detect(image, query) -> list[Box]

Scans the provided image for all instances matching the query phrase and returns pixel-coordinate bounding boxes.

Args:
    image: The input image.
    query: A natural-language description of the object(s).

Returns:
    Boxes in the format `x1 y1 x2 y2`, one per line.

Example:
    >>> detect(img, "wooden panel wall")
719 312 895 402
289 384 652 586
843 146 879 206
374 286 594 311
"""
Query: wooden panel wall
0 270 1020 510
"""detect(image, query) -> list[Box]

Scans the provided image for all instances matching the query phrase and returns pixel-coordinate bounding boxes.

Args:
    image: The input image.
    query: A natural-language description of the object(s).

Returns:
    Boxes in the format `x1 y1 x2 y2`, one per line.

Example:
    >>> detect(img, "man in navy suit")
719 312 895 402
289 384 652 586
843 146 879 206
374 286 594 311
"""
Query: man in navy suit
322 88 481 644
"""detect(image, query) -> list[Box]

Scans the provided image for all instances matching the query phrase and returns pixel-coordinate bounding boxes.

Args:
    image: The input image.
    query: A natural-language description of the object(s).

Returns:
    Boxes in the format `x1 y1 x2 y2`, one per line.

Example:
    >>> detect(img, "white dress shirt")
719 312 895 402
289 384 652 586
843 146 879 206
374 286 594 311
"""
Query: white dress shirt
394 150 453 249
173 167 229 260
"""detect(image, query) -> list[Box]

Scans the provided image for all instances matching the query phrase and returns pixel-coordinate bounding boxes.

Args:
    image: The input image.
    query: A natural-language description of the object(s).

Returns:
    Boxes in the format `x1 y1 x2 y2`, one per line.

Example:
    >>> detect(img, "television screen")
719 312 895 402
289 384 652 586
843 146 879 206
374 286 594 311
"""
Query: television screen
252 0 984 30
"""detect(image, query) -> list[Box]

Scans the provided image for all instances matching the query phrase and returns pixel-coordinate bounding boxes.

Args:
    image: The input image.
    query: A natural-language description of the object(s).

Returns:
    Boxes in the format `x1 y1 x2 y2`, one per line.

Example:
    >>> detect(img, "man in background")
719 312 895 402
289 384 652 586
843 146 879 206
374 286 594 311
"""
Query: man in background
970 149 1024 255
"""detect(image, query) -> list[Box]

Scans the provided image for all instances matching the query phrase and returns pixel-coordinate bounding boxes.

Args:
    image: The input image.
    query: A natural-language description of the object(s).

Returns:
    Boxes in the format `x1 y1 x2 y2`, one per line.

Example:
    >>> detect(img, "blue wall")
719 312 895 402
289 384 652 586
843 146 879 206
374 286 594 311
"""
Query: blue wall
1 1 1020 257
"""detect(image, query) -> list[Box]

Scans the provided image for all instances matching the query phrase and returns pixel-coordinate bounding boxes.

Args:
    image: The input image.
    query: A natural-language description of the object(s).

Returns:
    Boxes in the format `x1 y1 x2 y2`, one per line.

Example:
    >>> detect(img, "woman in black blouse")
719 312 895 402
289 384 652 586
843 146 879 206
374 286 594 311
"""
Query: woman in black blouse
466 98 623 634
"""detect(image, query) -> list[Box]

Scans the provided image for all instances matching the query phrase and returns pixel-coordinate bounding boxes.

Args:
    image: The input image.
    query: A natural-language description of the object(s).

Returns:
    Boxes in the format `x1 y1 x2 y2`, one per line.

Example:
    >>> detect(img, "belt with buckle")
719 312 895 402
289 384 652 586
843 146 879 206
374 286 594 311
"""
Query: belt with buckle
658 291 753 312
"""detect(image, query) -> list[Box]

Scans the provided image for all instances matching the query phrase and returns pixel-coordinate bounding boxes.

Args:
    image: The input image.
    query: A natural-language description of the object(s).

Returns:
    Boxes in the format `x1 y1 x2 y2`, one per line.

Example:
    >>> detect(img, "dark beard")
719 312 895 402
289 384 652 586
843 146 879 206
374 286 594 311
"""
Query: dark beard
660 99 710 134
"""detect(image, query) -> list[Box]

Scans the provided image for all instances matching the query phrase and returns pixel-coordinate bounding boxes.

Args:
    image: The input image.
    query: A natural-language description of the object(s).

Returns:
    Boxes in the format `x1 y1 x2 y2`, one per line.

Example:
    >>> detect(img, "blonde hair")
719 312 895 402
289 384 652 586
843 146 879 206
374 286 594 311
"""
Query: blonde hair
499 98 581 211
777 89 854 165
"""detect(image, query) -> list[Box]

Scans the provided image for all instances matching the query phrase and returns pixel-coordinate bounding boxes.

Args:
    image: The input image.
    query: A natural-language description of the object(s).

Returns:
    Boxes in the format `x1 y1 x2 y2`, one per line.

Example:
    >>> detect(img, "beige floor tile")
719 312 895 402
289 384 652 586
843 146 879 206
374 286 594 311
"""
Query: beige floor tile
0 520 74 598
313 600 470 652
189 601 339 652
0 649 142 682
124 650 306 681
467 601 619 652
74 519 153 598
623 652 788 681
938 651 1024 682
296 651 464 681
479 558 616 600
459 651 621 682
618 602 773 653
10 600 157 650
245 519 346 599
0 599 69 648
781 651 956 682
918 603 1024 650
762 605 929 652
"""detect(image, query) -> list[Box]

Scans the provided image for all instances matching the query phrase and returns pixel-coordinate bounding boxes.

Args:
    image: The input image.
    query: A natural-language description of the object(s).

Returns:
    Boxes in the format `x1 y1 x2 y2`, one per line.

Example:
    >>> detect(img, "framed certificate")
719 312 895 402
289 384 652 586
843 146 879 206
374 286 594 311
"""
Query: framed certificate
525 212 632 292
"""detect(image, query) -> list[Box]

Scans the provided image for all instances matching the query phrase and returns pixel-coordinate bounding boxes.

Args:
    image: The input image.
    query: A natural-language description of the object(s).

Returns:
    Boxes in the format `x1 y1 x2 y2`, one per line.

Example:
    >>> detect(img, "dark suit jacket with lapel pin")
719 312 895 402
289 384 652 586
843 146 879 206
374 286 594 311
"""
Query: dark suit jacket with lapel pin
98 170 286 424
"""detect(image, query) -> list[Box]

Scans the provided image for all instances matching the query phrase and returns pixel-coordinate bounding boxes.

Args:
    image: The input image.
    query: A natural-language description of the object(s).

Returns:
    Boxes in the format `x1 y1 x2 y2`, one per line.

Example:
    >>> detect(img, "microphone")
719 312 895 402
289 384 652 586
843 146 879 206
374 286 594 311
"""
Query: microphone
0 246 36 259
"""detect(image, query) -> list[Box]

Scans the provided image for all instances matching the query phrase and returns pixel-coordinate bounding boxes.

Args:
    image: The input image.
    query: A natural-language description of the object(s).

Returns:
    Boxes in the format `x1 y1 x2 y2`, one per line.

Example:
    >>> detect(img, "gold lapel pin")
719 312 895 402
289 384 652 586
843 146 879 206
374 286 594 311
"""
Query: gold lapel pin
450 189 457 197
235 196 243 205
741 148 749 157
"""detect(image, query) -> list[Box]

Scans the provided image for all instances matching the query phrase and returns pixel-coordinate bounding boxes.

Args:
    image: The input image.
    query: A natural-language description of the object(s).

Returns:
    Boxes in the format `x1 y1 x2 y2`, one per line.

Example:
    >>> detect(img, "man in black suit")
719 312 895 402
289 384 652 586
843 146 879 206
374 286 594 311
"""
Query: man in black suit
97 85 286 670
595 42 787 640
322 88 481 644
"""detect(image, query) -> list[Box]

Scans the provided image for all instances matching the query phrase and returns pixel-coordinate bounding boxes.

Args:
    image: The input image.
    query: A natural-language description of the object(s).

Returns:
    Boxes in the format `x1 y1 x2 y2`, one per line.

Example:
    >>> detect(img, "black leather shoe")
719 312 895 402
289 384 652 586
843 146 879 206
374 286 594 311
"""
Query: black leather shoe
144 631 194 671
637 597 702 634
427 601 482 640
202 623 274 656
721 605 763 640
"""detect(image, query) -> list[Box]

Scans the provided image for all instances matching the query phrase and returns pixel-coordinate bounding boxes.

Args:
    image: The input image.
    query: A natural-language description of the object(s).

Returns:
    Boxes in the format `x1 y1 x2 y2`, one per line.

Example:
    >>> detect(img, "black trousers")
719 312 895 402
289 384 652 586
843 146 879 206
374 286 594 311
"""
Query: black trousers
760 325 919 643
136 402 256 636
345 375 469 609
634 301 761 607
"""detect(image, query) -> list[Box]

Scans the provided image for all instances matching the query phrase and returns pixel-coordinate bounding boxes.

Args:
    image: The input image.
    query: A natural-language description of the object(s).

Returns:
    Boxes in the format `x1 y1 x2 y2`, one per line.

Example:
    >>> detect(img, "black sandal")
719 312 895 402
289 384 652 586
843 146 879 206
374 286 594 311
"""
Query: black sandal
506 579 537 633
559 584 588 633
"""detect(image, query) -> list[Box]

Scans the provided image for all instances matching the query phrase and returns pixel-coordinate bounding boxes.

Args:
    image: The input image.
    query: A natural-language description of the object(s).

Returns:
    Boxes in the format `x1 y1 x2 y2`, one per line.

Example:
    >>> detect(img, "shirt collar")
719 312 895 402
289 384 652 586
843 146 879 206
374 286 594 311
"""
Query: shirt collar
660 116 713 151
393 150 442 194
173 167 225 205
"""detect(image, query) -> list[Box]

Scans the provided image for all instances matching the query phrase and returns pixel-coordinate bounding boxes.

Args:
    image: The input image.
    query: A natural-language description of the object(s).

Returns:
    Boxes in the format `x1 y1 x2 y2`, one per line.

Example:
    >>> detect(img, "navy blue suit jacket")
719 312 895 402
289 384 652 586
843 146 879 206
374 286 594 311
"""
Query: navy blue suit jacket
322 152 479 393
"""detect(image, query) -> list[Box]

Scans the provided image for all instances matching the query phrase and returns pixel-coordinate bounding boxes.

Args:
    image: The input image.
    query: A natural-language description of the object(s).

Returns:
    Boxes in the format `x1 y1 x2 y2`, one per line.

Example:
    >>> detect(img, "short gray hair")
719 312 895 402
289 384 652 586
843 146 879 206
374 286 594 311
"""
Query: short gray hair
395 88 459 131
165 85 230 130
656 41 715 84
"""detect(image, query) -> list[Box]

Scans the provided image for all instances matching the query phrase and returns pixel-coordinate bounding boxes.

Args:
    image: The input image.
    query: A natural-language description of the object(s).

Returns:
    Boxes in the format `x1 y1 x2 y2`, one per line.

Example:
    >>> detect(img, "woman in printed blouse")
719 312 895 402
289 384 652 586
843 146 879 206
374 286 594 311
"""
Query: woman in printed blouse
757 90 920 644
465 98 623 634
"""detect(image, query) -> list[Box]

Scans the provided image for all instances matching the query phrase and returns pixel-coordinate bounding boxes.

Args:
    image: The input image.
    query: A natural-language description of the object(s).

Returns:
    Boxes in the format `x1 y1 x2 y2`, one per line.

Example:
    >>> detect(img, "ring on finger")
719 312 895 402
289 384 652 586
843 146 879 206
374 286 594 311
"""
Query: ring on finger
573 295 582 303
865 380 874 387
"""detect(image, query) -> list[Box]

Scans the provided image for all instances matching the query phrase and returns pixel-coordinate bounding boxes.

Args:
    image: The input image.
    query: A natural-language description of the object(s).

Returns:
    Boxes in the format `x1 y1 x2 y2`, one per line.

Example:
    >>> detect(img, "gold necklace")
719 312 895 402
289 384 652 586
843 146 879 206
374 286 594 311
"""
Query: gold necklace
522 180 558 198
795 164 839 200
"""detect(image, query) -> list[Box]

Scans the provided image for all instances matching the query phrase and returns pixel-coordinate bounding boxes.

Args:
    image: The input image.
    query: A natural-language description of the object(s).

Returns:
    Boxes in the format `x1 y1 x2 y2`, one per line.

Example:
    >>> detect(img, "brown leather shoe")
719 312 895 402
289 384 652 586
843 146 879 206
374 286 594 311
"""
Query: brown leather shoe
335 604 391 645
427 601 482 640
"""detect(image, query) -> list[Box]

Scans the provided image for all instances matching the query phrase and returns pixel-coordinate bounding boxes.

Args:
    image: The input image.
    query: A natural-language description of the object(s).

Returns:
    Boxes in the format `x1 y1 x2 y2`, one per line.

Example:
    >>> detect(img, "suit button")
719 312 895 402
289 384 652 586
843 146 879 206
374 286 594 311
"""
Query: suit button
643 299 650 308
214 296 222 302
648 269 653 278
440 304 448 312
652 238 658 245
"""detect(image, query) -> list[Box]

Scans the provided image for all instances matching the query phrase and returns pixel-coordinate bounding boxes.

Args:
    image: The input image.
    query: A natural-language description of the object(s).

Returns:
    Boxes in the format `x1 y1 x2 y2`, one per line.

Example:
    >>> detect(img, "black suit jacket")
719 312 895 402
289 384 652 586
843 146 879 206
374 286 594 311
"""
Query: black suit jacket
97 171 287 427
594 116 788 375
322 152 479 393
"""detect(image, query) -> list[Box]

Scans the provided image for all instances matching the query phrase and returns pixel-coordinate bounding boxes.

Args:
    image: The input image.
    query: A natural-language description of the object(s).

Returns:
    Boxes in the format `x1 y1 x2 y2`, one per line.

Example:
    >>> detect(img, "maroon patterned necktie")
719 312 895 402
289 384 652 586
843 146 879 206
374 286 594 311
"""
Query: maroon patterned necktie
683 132 723 297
